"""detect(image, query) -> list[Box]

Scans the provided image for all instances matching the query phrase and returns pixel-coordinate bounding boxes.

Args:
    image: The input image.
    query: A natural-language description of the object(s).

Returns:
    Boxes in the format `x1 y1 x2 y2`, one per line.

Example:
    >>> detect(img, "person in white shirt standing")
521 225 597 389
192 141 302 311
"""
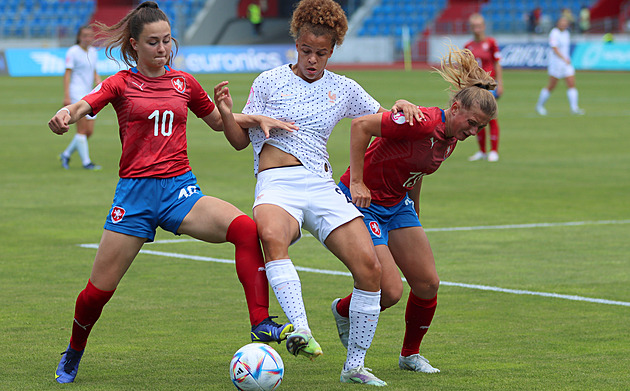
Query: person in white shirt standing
536 17 584 116
59 26 102 170
223 0 419 386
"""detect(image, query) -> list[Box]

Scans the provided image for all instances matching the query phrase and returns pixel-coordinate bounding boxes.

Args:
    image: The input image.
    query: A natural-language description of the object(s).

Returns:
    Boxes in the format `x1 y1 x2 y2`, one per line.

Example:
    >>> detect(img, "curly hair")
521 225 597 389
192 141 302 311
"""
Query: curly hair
93 1 178 68
434 45 498 119
290 0 348 47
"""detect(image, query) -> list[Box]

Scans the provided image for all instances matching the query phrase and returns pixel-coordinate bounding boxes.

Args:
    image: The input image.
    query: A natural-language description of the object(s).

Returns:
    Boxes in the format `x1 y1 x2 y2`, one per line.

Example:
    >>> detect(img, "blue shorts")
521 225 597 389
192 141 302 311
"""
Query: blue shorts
104 171 204 242
338 182 421 246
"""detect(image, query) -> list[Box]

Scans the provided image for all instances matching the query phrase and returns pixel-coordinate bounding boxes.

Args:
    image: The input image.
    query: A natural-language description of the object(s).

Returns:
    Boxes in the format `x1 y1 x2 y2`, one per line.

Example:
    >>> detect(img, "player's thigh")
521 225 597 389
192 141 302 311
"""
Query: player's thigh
178 195 244 243
388 226 439 298
325 218 381 290
565 75 576 88
253 203 300 260
90 229 146 291
546 76 559 91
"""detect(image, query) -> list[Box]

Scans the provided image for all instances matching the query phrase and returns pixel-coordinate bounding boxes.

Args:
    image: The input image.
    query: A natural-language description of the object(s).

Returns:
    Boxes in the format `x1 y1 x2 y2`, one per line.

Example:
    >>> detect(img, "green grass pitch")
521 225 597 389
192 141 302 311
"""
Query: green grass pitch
1 68 629 390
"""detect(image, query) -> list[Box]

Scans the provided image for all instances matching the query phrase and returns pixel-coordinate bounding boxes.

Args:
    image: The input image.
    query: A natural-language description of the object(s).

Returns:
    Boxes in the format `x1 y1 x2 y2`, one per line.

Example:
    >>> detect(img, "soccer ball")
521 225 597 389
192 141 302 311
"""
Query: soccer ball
229 343 284 391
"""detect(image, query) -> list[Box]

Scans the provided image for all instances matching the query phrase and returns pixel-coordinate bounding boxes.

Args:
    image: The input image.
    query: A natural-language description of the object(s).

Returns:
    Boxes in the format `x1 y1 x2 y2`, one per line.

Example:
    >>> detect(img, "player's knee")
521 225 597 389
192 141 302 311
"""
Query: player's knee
380 284 403 309
412 277 440 298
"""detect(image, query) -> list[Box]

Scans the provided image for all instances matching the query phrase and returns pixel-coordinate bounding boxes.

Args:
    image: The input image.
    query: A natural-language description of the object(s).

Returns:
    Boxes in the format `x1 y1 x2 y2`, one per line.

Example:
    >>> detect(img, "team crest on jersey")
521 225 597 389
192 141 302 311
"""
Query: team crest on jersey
171 77 186 93
328 91 337 104
369 221 381 237
111 206 125 223
391 111 406 125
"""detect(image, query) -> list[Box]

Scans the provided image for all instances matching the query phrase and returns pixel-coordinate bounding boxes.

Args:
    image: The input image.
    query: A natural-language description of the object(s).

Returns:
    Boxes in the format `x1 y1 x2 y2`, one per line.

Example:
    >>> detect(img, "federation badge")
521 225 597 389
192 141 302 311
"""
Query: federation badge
391 111 406 124
171 76 186 93
369 221 381 237
111 206 125 223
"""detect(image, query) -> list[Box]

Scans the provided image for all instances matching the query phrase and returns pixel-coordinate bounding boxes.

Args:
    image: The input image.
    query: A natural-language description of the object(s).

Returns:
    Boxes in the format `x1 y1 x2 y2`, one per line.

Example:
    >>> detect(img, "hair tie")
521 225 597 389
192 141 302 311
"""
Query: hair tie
474 83 490 90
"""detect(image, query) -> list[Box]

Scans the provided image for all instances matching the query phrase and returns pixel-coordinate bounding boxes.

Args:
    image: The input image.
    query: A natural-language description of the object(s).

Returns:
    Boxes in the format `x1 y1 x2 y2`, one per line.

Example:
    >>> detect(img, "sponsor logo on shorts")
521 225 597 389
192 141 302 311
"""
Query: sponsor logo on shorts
111 206 125 223
392 111 406 124
171 76 186 93
369 221 381 237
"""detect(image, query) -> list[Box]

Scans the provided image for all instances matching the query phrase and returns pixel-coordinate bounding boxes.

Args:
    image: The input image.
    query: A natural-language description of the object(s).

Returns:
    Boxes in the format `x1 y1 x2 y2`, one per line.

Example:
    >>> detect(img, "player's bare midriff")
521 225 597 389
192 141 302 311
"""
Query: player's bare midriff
258 143 302 172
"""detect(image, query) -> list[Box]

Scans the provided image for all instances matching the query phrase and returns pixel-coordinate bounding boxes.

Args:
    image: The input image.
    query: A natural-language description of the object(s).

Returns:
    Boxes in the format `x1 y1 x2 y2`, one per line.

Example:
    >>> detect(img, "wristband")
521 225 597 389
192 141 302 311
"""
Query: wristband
57 107 71 116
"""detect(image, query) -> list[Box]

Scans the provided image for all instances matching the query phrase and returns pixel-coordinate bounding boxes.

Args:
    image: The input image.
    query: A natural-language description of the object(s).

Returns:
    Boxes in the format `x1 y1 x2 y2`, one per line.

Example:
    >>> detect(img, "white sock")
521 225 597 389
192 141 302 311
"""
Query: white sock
537 88 550 108
265 259 309 331
344 288 381 371
62 134 79 158
75 134 91 166
567 88 579 111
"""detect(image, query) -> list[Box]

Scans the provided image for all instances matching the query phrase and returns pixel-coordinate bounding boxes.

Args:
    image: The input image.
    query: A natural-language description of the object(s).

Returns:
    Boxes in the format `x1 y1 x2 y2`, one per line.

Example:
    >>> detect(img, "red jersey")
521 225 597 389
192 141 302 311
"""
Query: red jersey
83 66 215 178
465 37 500 77
340 107 457 207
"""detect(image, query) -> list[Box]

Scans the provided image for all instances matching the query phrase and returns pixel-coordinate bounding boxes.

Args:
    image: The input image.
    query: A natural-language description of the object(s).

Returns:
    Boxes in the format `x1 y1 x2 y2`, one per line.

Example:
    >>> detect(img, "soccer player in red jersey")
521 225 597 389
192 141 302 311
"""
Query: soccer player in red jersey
331 46 498 374
465 13 503 162
47 2 297 384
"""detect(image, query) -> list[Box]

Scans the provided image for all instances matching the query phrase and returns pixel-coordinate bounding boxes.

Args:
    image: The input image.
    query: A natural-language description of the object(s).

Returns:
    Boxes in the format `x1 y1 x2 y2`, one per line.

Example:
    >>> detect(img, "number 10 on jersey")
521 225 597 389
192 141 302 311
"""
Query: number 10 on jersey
149 110 174 136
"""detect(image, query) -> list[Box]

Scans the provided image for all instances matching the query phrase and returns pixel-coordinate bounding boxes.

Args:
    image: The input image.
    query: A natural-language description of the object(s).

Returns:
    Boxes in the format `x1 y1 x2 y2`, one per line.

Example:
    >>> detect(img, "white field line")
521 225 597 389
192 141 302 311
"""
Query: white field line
137 219 630 244
79 245 630 308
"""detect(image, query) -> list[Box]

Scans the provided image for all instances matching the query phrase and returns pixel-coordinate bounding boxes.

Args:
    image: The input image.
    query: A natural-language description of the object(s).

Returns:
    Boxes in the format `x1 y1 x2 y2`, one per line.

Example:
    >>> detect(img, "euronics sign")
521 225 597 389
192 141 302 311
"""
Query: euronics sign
5 45 297 77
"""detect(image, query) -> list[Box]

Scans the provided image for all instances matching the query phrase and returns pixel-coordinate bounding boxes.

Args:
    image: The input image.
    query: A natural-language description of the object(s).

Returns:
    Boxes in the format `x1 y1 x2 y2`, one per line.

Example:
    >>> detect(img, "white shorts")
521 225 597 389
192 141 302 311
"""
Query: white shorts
548 61 575 79
253 165 363 245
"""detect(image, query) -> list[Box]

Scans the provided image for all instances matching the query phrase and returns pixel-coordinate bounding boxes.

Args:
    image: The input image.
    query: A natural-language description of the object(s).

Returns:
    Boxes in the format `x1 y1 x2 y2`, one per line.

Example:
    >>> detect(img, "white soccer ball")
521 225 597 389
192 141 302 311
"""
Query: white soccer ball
229 343 284 391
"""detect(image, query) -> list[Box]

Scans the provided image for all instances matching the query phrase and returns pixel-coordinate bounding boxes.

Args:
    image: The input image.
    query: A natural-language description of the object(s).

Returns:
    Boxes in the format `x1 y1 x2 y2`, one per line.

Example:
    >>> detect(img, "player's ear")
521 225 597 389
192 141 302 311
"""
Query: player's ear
450 100 459 115
130 37 137 51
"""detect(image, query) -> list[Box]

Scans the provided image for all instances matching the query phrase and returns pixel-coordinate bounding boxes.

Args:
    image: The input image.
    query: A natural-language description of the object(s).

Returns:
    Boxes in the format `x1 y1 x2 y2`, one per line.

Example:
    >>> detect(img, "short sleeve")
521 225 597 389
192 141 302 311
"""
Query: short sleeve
242 72 269 115
380 108 435 140
344 78 380 118
187 75 215 118
65 48 75 70
82 74 122 115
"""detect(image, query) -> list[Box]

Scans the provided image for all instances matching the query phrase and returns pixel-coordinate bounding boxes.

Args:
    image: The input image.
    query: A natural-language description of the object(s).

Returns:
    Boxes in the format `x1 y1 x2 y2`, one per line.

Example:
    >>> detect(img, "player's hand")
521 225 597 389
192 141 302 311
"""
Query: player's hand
391 99 424 126
48 108 70 135
350 181 372 209
257 116 298 139
214 81 233 113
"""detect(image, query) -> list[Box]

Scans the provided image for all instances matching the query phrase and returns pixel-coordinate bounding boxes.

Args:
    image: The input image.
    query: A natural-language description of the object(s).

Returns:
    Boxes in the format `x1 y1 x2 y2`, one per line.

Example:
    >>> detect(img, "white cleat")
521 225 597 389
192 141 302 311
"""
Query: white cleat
340 365 387 386
487 150 499 162
331 298 349 348
536 105 547 116
468 151 487 161
572 108 585 115
399 354 440 374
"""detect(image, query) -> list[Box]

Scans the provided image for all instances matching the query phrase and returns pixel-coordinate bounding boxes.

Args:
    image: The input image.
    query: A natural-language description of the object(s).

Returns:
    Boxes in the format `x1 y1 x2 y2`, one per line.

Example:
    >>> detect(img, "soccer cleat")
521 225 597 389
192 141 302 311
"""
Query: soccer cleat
331 298 349 348
286 328 322 360
399 354 440 374
340 365 387 386
83 162 102 171
571 108 585 115
60 154 70 169
468 151 487 161
250 316 294 344
487 150 499 162
55 344 84 383
536 105 547 116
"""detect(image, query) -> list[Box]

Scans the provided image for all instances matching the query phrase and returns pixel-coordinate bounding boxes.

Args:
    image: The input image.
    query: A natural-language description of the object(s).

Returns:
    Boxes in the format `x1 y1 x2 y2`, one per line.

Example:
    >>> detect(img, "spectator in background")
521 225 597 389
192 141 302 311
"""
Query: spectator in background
465 13 503 162
561 8 576 30
247 1 263 36
536 17 584 116
59 26 102 171
579 6 590 33
528 7 542 33
603 31 614 44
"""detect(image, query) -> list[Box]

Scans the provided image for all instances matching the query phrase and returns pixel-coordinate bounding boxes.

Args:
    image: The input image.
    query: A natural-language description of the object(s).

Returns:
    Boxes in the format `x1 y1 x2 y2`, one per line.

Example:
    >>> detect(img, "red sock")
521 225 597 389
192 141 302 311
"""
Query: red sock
336 294 352 317
476 128 487 153
400 293 437 357
226 215 269 326
489 119 500 152
69 279 115 351
337 293 389 317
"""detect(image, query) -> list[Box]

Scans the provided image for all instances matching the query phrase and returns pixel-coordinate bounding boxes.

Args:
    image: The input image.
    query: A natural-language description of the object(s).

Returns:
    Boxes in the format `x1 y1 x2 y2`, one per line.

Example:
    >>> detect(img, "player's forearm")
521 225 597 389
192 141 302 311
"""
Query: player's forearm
221 112 250 150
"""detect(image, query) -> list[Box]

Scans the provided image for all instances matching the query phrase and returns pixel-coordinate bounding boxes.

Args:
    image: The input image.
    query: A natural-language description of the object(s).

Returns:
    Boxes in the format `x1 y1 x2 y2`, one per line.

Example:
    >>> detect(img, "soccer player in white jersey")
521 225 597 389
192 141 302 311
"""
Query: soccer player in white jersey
536 17 584 116
59 26 103 170
224 0 419 386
